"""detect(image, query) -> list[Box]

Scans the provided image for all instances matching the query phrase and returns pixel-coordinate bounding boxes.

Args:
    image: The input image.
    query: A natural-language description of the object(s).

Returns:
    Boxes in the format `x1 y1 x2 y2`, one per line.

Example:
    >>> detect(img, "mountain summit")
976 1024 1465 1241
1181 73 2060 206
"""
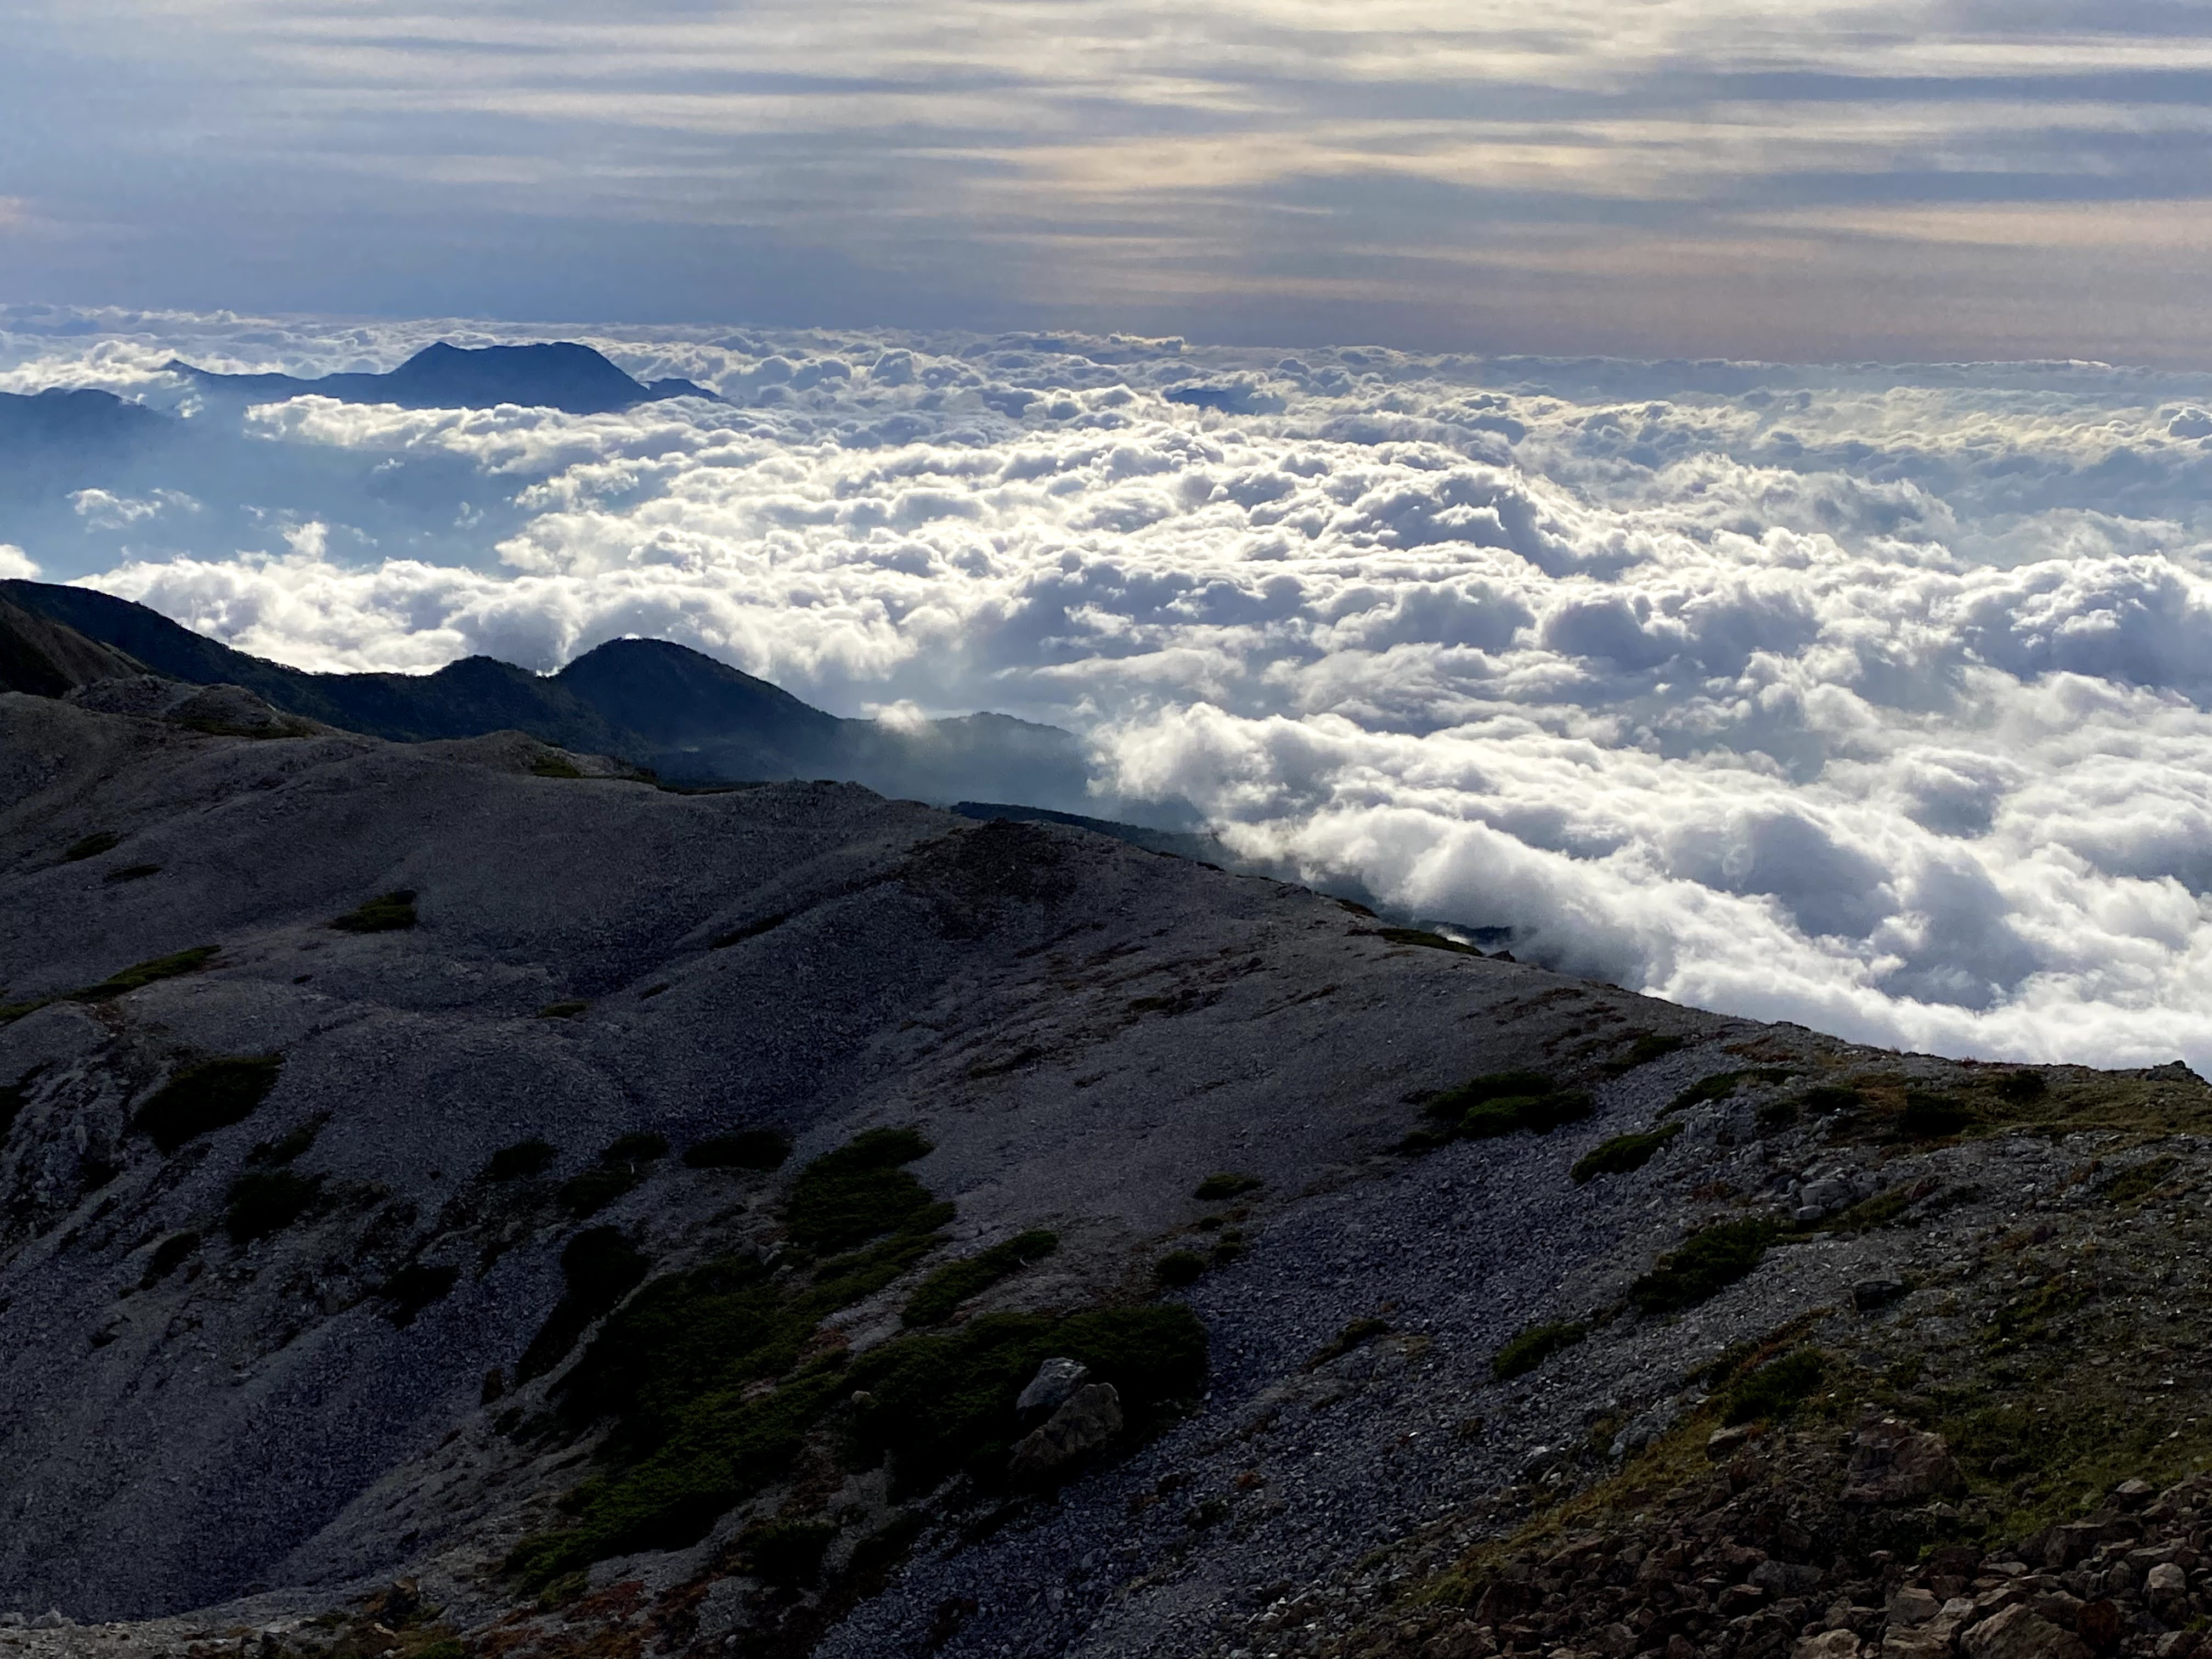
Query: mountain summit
166 340 716 415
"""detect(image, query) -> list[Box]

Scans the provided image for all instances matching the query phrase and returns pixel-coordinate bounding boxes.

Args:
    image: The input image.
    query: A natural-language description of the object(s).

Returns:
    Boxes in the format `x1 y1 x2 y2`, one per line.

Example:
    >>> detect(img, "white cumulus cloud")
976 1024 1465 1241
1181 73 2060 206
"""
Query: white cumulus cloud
7 307 2212 1070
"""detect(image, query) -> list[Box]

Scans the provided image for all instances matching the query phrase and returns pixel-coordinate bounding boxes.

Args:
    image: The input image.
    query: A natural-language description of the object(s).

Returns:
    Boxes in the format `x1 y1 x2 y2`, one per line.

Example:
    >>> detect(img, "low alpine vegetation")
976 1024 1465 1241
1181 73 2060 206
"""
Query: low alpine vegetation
1193 1172 1263 1201
1627 1217 1779 1315
1407 1070 1593 1149
224 1167 321 1245
484 1138 556 1181
785 1127 948 1251
133 1054 284 1153
902 1230 1059 1327
1492 1320 1587 1380
62 831 123 862
1571 1122 1683 1184
684 1129 791 1171
329 890 417 933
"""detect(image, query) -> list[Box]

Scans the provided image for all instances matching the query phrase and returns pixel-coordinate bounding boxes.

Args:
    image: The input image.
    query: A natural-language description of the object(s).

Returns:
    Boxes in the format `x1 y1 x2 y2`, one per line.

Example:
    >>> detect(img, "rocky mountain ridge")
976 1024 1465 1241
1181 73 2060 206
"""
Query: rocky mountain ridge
0 672 2209 1659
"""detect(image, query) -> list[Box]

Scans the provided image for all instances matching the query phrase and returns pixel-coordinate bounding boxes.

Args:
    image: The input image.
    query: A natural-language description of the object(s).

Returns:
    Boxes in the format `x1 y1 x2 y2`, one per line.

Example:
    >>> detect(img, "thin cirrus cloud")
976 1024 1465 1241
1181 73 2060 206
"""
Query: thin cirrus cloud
3 1 2212 357
7 309 2212 1071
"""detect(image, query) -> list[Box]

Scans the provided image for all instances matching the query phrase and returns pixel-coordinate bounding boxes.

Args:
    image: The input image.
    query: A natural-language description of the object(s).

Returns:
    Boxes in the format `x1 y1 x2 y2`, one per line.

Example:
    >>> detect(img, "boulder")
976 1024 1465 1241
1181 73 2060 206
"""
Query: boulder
2146 1561 2188 1610
1961 1605 2091 1659
1709 1425 1759 1461
1853 1279 1908 1313
1843 1419 1965 1506
1008 1382 1122 1483
1015 1357 1090 1420
1888 1588 1942 1628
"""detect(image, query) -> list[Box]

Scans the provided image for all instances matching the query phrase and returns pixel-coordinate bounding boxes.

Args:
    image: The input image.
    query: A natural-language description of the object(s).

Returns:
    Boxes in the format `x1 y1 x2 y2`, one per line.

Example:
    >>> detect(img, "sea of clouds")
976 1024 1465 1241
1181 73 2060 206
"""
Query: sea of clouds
7 304 2212 1070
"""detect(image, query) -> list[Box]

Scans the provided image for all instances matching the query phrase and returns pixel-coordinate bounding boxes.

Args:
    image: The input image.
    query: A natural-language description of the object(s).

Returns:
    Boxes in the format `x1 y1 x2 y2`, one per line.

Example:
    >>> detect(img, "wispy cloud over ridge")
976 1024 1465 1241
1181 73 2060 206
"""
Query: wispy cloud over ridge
8 306 2212 1068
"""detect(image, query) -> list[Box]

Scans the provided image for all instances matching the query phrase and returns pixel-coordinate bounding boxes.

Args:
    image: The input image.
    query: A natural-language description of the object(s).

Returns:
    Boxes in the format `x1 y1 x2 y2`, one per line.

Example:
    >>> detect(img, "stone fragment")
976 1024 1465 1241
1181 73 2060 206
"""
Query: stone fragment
1709 1425 1758 1461
2146 1561 2188 1607
1793 1631 1860 1659
1842 1418 1966 1506
2115 1479 2157 1509
1960 1604 2091 1659
1008 1382 1122 1482
1015 1356 1090 1420
1888 1588 1942 1628
1594 1621 1638 1656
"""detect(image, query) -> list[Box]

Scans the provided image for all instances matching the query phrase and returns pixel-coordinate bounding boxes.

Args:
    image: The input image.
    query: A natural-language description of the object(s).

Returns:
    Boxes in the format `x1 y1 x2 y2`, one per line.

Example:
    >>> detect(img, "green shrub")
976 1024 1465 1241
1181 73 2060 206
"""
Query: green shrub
66 945 220 1003
1666 1068 1795 1115
531 756 585 779
248 1119 321 1166
1155 1250 1207 1286
329 890 417 933
558 1165 641 1219
516 1227 651 1384
379 1262 461 1327
1571 1122 1684 1183
810 1232 944 1312
684 1130 791 1170
1754 1099 1799 1130
133 1054 283 1153
2103 1155 2182 1206
601 1131 670 1164
1610 1032 1687 1071
711 912 791 949
745 1518 838 1587
1374 926 1483 956
1824 1185 1920 1234
1491 1321 1587 1380
1899 1091 1974 1138
1193 1172 1263 1201
1305 1317 1391 1370
786 1128 945 1250
62 832 122 862
485 1137 556 1181
224 1168 320 1245
103 864 161 885
1722 1347 1825 1425
1628 1218 1779 1315
1994 1070 2049 1103
536 1000 588 1019
1424 1070 1555 1121
1462 1091 1593 1139
1802 1084 1863 1114
902 1230 1058 1327
140 1230 200 1287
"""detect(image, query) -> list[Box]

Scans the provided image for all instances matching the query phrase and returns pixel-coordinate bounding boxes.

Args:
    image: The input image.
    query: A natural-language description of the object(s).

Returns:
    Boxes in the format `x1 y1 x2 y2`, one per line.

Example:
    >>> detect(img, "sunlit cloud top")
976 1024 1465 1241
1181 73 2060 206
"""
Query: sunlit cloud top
7 0 2212 359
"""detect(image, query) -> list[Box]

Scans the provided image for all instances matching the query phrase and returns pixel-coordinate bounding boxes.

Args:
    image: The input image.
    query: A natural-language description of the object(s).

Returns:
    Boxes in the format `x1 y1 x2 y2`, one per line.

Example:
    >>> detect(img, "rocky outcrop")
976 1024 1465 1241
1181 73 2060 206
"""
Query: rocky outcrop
1843 1418 1967 1507
1009 1383 1124 1483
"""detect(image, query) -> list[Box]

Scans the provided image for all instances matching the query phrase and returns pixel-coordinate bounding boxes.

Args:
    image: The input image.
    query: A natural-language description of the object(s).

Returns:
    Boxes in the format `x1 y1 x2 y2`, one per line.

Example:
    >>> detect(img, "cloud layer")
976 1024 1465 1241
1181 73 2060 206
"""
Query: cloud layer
8 307 2212 1070
11 2 2212 356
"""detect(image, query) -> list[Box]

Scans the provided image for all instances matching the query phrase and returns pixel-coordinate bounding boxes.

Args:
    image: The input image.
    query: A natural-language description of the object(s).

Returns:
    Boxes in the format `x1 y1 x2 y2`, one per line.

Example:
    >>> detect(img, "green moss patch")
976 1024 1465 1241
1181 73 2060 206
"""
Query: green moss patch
1602 1032 1689 1075
1155 1250 1207 1286
557 1165 642 1220
516 1227 651 1384
531 756 585 779
62 831 122 862
484 1137 556 1181
903 1230 1058 1327
1899 1090 1976 1138
133 1054 283 1153
1193 1172 1264 1201
535 1000 588 1019
601 1131 669 1164
1373 926 1483 956
1628 1217 1779 1315
1720 1346 1825 1424
786 1127 946 1250
140 1230 200 1288
1492 1321 1587 1380
379 1262 461 1327
1413 1070 1593 1148
684 1130 791 1170
224 1168 321 1245
1571 1123 1683 1184
2102 1155 2182 1205
329 890 417 933
1306 1317 1392 1371
103 863 161 885
1664 1068 1795 1115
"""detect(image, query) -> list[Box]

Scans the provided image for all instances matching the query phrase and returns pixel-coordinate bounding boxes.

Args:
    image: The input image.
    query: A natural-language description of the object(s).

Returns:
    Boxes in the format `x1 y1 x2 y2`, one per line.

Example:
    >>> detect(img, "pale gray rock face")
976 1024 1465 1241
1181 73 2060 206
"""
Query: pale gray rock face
1008 1383 1124 1483
1015 1357 1091 1420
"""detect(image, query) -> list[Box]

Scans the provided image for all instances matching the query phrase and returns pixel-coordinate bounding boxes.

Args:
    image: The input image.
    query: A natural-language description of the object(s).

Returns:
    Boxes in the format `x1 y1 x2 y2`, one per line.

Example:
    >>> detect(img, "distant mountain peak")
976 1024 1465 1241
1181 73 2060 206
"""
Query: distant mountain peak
165 341 717 415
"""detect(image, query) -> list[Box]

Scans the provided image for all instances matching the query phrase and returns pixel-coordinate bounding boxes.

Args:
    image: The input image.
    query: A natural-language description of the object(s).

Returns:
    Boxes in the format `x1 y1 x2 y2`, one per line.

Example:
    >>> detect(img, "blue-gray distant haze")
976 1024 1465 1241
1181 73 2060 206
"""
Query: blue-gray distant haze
7 1 2212 360
5 309 2212 1073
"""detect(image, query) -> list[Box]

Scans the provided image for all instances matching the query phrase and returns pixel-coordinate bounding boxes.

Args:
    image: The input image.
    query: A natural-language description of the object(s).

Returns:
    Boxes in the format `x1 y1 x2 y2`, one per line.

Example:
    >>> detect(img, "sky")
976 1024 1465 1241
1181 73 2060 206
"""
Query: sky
8 311 2212 1073
7 1 2212 360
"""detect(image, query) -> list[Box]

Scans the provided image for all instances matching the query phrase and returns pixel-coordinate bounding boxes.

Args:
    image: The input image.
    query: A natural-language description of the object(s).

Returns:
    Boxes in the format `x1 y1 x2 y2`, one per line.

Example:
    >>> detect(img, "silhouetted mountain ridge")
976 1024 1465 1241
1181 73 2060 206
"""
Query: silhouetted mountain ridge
0 579 1105 810
167 341 716 415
